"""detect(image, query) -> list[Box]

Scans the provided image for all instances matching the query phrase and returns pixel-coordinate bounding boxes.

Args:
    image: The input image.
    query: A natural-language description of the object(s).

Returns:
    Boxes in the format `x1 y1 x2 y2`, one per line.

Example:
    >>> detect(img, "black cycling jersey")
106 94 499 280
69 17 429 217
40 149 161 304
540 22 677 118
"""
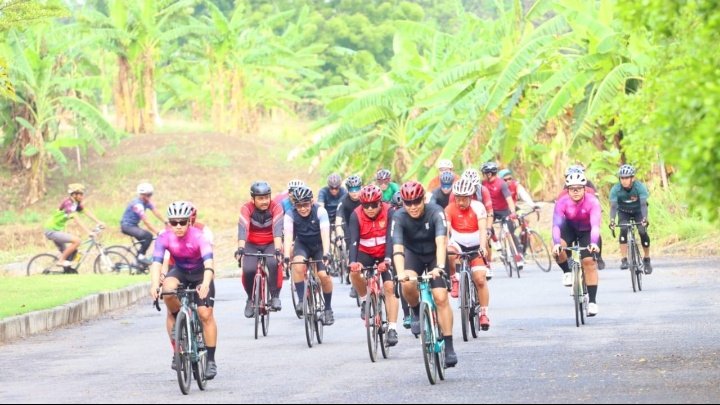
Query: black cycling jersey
391 203 447 255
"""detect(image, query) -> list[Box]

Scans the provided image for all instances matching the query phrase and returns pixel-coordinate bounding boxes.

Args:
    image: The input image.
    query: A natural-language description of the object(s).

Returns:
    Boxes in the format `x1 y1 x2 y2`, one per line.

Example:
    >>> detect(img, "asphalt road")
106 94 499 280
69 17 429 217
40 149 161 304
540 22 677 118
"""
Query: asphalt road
1 257 719 403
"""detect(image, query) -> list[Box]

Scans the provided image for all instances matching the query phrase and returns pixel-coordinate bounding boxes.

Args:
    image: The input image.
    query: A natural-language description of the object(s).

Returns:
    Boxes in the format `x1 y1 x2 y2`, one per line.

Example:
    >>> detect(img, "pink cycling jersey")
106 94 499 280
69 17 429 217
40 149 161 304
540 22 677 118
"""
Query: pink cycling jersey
552 193 601 245
152 226 213 272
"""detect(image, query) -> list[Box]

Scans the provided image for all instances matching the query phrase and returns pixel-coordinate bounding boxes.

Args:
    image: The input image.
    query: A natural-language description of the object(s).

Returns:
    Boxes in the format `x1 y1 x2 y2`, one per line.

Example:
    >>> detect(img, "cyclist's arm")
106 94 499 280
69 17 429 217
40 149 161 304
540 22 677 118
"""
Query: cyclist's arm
270 203 284 251
283 213 294 259
238 206 250 250
473 202 488 250
348 211 360 263
334 203 345 237
589 196 602 245
202 258 215 285
637 182 650 220
142 215 160 235
433 209 448 269
318 206 330 256
150 234 167 290
317 187 327 208
516 183 536 207
81 206 105 228
384 211 394 262
608 184 619 222
71 215 93 237
500 181 516 214
552 200 566 246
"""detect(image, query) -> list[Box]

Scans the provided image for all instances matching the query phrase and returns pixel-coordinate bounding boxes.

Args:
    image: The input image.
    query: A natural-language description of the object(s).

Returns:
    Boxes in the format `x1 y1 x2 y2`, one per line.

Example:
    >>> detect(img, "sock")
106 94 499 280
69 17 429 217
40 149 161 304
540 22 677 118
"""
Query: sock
412 304 420 318
558 261 570 272
295 281 305 301
444 335 454 351
389 322 397 330
588 285 598 303
206 346 216 361
323 292 332 309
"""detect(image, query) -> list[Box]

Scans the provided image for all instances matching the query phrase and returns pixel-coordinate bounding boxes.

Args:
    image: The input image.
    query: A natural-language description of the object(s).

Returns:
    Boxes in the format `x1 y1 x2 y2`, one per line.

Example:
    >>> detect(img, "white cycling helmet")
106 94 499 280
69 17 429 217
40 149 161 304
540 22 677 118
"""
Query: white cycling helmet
287 179 305 192
166 201 193 219
565 172 587 187
437 159 454 170
461 168 481 186
452 178 476 196
137 182 154 195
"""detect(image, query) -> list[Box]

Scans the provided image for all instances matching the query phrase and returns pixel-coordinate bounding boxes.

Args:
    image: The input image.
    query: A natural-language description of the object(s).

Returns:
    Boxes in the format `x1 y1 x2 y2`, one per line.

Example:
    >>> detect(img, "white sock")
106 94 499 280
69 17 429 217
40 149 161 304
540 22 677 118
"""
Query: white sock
389 322 397 330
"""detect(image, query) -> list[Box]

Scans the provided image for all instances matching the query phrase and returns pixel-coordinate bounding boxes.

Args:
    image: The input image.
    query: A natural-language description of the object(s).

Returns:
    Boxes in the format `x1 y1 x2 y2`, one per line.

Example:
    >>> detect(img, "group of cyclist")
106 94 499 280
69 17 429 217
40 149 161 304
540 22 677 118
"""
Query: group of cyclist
41 159 652 380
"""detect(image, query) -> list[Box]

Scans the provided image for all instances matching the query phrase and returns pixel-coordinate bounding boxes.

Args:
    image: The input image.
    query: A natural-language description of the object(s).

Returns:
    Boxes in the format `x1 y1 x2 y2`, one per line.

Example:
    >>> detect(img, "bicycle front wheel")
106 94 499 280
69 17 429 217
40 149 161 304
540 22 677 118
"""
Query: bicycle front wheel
459 272 471 342
419 302 438 385
192 320 207 391
365 292 378 362
253 274 262 340
314 287 324 344
174 312 193 395
632 241 643 292
573 268 582 328
27 253 59 276
527 230 552 272
629 241 639 293
261 275 270 337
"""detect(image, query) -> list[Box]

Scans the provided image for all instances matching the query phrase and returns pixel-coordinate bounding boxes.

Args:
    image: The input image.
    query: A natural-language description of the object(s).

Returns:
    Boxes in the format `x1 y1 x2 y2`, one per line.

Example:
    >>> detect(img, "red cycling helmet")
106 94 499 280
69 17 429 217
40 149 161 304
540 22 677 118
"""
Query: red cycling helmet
359 185 383 204
400 181 425 201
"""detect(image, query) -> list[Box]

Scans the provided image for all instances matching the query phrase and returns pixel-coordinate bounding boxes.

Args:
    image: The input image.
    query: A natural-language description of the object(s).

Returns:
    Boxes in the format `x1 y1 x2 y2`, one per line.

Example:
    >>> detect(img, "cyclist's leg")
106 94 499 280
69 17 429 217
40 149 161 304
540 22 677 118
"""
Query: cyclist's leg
160 270 182 343
122 225 153 259
350 252 370 302
400 250 422 308
312 246 333 310
634 211 651 257
241 243 261 317
428 257 457 364
618 211 631 261
192 273 217 378
578 232 598 304
45 231 78 263
291 241 309 306
446 243 460 297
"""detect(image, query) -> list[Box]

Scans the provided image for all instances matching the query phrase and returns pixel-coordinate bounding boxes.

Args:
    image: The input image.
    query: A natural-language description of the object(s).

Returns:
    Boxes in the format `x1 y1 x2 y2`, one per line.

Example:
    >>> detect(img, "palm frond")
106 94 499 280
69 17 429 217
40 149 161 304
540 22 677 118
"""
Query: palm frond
586 63 640 119
59 97 121 141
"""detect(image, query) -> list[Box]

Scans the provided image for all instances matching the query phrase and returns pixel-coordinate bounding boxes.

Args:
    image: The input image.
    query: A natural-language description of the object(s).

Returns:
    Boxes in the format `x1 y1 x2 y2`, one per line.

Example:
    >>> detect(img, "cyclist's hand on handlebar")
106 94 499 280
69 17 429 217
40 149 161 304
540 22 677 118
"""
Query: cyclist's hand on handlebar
396 270 408 282
641 218 649 228
322 253 330 265
552 244 562 256
430 266 445 278
150 284 160 300
377 260 389 273
349 262 362 273
609 221 616 231
197 282 210 300
588 243 600 253
234 248 244 260
507 213 518 221
274 249 283 263
283 257 290 267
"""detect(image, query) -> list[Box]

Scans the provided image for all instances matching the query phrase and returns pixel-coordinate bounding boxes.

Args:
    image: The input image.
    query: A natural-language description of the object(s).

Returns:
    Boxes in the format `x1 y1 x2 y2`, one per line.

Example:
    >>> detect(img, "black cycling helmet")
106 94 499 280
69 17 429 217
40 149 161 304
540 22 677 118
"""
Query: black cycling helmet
327 173 342 188
391 191 403 208
250 181 271 197
345 175 362 189
481 162 499 174
292 186 313 203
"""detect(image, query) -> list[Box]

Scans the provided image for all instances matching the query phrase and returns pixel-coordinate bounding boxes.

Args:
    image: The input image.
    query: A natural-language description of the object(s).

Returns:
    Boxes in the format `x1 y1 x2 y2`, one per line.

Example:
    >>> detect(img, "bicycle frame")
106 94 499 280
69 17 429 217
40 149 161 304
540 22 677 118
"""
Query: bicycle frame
406 273 446 385
493 218 520 278
244 252 275 339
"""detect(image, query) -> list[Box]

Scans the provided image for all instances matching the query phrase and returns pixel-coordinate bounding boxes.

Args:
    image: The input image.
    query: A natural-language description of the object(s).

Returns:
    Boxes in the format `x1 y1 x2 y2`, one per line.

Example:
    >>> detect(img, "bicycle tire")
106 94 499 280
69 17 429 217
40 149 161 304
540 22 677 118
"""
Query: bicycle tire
459 271 470 342
303 288 315 348
366 292 378 362
629 240 639 293
290 275 302 319
437 314 446 381
192 319 207 391
508 236 520 278
261 272 270 337
527 230 552 272
174 312 193 395
314 286 324 344
379 294 389 359
93 250 129 274
419 302 438 385
253 273 262 340
469 280 479 339
26 253 60 276
573 265 581 328
632 240 643 292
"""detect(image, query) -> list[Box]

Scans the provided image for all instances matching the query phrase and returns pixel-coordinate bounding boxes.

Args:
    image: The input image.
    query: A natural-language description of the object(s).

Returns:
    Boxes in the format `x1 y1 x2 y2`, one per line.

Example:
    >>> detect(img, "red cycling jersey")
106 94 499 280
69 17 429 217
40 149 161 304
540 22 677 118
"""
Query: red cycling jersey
352 202 390 259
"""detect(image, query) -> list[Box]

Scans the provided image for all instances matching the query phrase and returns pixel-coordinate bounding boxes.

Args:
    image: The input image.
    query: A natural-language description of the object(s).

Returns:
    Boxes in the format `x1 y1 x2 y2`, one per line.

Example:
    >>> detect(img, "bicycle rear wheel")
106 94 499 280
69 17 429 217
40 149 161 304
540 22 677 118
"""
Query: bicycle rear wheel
174 312 193 395
26 253 59 276
93 250 129 274
419 302 437 385
303 288 315 348
253 274 262 340
365 292 378 362
527 230 552 272
459 271 471 342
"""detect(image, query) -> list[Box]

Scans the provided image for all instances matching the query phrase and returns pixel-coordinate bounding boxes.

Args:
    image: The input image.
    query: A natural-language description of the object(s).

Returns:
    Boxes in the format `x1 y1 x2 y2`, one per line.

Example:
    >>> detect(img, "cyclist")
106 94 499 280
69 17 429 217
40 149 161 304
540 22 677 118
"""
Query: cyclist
498 168 539 209
481 162 523 269
552 172 601 316
427 170 455 209
283 186 335 325
318 173 347 226
376 169 400 202
392 181 457 367
120 182 165 265
390 190 413 329
237 181 284 317
162 203 214 275
427 159 460 191
336 175 363 297
445 178 492 330
609 164 652 274
273 179 305 214
149 201 217 379
43 183 105 270
348 185 400 346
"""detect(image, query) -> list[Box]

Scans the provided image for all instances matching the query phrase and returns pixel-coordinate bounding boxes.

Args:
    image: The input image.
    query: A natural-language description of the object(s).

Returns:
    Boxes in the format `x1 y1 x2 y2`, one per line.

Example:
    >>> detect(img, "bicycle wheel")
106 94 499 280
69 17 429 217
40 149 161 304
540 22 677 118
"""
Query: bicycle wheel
291 277 302 319
580 278 587 325
303 288 315 348
459 271 471 342
192 320 207 391
261 274 270 337
419 302 437 385
507 236 520 278
573 267 582 328
502 236 517 278
365 292 378 362
527 230 552 272
436 316 446 381
314 287 324 344
174 312 193 395
379 294 389 359
253 273 262 340
469 281 479 339
26 253 59 276
93 250 129 274
629 240 639 293
632 240 643 292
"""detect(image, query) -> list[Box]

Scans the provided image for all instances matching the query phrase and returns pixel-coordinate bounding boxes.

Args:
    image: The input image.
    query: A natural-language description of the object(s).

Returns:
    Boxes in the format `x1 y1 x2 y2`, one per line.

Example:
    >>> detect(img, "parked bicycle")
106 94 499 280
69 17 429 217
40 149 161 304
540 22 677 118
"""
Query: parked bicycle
562 245 594 327
361 262 391 362
291 259 326 348
612 219 644 292
492 217 521 278
403 273 446 385
105 237 156 275
516 207 552 272
454 249 484 342
244 252 277 339
27 226 128 276
155 285 208 395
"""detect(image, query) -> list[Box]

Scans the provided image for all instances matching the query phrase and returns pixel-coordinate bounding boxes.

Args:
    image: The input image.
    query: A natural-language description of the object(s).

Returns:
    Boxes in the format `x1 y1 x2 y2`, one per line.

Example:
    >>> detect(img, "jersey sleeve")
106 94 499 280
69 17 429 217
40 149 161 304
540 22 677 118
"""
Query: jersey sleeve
432 207 448 237
391 210 404 246
552 198 566 245
348 211 360 263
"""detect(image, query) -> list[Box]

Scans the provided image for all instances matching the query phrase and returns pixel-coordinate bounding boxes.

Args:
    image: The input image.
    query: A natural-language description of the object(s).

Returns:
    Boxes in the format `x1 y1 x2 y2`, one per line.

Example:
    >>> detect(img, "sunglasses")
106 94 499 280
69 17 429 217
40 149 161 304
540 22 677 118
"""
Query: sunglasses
295 202 312 209
568 186 584 193
348 187 361 193
329 187 340 191
403 197 424 207
620 176 633 180
169 219 189 227
362 202 380 209
377 179 390 184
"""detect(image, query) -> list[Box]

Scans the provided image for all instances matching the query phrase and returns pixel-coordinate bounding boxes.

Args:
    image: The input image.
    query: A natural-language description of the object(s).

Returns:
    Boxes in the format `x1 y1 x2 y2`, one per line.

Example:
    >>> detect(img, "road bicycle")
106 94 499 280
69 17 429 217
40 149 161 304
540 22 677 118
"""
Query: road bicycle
243 252 277 339
613 219 644 292
453 249 484 342
156 285 208 395
27 226 128 276
328 222 350 285
105 237 156 275
361 261 391 362
562 245 593 328
291 259 326 348
492 217 521 278
516 207 552 272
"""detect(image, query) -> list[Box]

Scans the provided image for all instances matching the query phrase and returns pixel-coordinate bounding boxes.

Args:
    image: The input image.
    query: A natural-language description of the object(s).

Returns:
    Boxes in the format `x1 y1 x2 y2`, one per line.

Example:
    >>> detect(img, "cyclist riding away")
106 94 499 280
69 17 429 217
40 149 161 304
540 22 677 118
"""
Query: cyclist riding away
376 169 400 203
237 181 285 317
445 178 491 330
552 172 602 316
348 185 400 346
283 186 336 325
43 183 105 270
392 181 457 367
150 201 217 379
428 170 455 209
609 164 652 274
121 182 166 265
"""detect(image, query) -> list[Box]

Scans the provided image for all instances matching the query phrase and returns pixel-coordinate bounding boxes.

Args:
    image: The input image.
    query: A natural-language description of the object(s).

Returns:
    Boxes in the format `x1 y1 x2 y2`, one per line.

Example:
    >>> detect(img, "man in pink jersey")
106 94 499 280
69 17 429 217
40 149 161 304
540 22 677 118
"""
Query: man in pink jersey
150 201 217 380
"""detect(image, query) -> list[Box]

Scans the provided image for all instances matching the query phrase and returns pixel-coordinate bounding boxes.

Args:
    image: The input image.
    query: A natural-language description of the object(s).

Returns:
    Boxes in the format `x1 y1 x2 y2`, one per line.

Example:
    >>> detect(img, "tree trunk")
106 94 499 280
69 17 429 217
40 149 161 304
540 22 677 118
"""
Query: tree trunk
141 51 155 134
25 128 47 205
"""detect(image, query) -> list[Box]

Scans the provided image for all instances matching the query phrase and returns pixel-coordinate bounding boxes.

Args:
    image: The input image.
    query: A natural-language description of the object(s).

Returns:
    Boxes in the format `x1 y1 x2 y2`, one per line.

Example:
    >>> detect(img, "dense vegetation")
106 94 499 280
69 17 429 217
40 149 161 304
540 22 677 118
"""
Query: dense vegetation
0 0 717 222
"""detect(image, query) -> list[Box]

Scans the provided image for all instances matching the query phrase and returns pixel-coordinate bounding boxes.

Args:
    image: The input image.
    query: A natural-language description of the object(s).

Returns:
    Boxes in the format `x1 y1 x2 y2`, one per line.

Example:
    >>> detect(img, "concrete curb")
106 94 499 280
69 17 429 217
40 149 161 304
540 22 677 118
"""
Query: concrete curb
0 282 150 344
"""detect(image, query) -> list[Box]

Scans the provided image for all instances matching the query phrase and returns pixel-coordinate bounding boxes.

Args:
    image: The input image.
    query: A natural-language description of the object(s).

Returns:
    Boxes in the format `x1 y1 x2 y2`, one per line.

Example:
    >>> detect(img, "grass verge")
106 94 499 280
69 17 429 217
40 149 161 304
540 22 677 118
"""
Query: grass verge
0 275 147 319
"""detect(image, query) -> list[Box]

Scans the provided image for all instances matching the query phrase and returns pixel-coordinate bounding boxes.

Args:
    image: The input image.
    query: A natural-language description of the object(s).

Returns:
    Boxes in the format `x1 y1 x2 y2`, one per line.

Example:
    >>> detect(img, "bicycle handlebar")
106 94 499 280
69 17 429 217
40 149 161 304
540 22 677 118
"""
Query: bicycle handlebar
289 259 325 266
400 273 442 282
241 252 276 258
